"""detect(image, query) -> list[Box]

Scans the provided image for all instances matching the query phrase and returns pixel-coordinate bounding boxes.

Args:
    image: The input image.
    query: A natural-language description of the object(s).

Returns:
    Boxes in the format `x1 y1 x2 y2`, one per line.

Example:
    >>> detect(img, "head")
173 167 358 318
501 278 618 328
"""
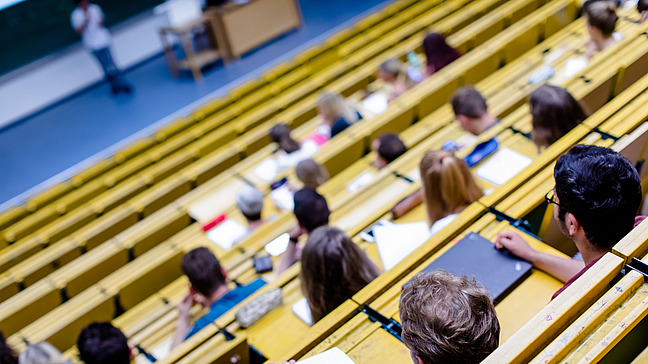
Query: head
399 270 500 364
300 226 381 323
181 247 227 307
317 93 357 124
553 145 642 251
296 159 329 189
419 150 483 226
293 188 330 234
639 0 648 22
237 185 264 222
372 133 407 169
270 124 301 154
529 85 586 148
584 1 617 38
19 342 64 364
0 331 18 364
378 59 404 83
451 87 489 135
422 33 461 74
77 323 131 364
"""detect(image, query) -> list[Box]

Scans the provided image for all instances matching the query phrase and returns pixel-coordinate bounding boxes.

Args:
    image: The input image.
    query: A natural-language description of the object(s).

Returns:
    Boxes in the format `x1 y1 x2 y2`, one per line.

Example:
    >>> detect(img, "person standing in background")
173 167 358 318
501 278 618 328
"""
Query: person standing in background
70 0 133 95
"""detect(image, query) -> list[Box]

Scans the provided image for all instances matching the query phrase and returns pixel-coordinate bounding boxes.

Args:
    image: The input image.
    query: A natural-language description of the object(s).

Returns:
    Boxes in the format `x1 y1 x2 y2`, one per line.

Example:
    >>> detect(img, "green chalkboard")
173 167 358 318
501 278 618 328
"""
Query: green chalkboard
0 0 164 76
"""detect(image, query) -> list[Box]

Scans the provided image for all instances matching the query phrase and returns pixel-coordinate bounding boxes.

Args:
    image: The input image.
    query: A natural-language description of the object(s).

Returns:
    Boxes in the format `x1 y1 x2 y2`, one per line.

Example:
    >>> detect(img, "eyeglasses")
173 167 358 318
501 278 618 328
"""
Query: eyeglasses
544 188 560 207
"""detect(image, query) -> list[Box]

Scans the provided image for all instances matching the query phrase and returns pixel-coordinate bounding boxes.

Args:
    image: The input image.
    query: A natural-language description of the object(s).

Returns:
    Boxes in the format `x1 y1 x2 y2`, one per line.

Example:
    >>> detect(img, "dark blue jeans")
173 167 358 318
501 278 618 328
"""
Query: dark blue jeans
92 47 129 91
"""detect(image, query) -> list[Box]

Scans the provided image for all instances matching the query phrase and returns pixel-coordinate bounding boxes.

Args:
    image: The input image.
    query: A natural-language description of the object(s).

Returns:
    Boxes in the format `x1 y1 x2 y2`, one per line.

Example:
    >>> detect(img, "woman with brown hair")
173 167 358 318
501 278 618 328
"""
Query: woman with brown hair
269 124 320 172
300 226 381 323
378 58 418 102
296 158 329 190
583 1 618 58
422 33 461 77
530 85 586 149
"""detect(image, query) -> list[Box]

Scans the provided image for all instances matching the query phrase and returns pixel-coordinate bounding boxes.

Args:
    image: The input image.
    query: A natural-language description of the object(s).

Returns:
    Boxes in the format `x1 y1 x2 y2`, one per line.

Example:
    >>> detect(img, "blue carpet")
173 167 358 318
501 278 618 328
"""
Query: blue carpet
0 0 392 206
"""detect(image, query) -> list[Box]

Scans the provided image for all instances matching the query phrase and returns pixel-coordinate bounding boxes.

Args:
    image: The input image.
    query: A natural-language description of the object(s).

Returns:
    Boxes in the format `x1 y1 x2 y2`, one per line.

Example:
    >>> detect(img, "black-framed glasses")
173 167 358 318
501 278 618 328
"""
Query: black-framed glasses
545 188 560 207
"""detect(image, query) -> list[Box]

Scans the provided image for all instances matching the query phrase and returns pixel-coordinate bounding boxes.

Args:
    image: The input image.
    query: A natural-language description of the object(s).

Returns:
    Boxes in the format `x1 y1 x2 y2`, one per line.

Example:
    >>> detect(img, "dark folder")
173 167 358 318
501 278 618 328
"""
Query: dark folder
419 232 533 303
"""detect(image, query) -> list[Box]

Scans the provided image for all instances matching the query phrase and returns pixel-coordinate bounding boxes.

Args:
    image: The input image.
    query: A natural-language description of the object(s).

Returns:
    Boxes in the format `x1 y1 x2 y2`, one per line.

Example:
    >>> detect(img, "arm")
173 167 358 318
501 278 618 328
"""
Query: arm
277 226 304 274
391 188 424 219
171 292 195 349
72 10 90 34
495 231 584 282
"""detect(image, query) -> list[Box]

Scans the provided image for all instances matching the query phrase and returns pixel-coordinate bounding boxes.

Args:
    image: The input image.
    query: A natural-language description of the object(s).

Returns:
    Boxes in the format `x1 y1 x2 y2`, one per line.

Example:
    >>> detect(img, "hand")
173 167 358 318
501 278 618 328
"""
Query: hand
289 225 304 241
177 291 195 320
495 231 538 262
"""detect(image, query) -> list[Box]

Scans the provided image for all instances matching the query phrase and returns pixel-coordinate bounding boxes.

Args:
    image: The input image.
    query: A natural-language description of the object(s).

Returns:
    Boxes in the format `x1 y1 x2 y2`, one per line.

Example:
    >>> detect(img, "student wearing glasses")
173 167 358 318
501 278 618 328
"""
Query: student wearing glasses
495 145 644 300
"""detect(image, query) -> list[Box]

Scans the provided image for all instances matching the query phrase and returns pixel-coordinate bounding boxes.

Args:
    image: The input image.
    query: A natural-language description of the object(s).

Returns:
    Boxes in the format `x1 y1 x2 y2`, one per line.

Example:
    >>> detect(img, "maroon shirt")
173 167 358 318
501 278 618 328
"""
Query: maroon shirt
551 216 647 300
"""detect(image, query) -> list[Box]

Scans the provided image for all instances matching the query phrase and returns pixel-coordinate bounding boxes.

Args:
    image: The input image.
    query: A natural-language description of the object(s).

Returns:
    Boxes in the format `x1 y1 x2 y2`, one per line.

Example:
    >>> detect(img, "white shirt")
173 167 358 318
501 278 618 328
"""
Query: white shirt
70 4 112 50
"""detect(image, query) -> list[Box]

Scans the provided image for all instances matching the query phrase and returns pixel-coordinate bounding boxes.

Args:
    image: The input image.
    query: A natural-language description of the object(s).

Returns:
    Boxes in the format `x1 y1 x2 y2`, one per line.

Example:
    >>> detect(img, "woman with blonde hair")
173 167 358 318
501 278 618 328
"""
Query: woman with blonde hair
300 226 381 323
530 85 586 149
296 159 329 189
19 342 67 364
317 92 362 138
583 1 618 58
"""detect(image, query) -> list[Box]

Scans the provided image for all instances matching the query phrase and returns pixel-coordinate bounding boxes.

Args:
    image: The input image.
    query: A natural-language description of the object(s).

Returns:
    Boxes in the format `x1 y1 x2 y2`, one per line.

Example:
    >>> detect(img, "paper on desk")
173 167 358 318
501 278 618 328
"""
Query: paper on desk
265 233 291 256
362 93 389 115
134 337 172 364
475 147 532 186
375 221 430 270
270 185 294 211
298 347 357 364
562 57 588 79
254 158 279 182
347 171 375 193
206 219 248 250
292 297 313 326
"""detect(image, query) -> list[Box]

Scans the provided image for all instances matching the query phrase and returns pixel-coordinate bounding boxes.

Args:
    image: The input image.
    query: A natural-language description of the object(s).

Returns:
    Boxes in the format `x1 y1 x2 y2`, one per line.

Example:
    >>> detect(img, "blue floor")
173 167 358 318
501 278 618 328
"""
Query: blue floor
0 0 391 206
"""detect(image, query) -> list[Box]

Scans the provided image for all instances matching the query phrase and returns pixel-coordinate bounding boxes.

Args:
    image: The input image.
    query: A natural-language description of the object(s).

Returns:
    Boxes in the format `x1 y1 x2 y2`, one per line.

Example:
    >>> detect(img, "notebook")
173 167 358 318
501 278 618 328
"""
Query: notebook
475 147 532 186
264 233 291 256
206 219 248 250
374 221 431 270
292 297 313 326
298 348 356 364
418 232 532 302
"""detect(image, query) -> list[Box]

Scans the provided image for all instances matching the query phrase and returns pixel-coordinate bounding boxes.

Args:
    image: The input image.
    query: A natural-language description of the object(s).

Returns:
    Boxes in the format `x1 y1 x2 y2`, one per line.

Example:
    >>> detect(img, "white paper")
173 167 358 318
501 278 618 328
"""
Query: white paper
475 147 532 186
374 221 431 270
299 348 356 364
264 233 291 256
270 185 295 211
361 93 389 115
292 297 313 326
206 219 248 250
347 171 375 193
254 158 279 182
562 57 588 79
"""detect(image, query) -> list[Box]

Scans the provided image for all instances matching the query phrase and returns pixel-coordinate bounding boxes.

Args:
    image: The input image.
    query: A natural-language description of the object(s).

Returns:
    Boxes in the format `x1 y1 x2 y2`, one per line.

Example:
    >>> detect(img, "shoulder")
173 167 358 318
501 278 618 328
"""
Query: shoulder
90 4 104 15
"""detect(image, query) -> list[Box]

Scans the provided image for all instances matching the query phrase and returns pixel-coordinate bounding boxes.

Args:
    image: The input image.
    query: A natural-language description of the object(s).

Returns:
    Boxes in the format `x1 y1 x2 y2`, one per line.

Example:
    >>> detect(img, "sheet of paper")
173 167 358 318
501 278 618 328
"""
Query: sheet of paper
347 171 375 193
475 147 532 186
361 93 389 115
270 185 294 211
254 158 279 182
374 221 431 270
292 297 313 326
264 233 290 256
299 348 357 364
562 57 588 79
206 219 248 250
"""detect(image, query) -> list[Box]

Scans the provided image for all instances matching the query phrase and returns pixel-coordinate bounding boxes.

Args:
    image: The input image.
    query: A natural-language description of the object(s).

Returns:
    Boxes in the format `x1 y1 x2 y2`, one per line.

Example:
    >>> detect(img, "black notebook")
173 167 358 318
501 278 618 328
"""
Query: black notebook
418 232 533 303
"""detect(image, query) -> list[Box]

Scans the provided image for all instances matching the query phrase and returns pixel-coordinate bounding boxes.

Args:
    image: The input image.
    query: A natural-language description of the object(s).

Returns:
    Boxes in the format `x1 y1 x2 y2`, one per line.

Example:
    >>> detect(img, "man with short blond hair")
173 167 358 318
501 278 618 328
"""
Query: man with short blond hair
399 270 500 364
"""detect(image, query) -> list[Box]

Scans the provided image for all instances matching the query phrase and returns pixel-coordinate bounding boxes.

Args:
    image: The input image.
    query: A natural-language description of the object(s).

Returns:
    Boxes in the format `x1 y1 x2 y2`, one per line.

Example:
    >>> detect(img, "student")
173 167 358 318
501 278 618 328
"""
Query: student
270 124 319 170
372 133 407 170
278 188 331 274
0 331 18 364
495 145 643 300
399 270 500 364
77 322 131 364
236 186 265 232
392 151 483 230
317 93 362 138
19 342 67 364
583 1 619 59
70 0 132 95
639 0 648 23
422 33 461 77
529 85 586 149
378 59 417 102
451 86 498 136
296 159 329 190
301 226 381 323
172 247 266 348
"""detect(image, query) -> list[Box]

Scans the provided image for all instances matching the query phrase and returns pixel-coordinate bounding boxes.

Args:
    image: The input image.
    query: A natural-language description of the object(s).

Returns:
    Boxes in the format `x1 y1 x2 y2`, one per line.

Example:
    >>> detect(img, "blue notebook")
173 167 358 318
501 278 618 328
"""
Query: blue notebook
418 232 533 303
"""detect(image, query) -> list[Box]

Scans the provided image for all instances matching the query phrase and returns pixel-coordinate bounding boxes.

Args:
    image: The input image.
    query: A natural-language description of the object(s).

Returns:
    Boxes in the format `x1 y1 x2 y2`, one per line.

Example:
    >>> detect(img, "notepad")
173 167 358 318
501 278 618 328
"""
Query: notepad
298 348 356 364
264 233 291 256
292 297 313 326
206 219 248 250
476 147 532 186
419 232 532 302
270 185 294 211
374 221 431 270
254 158 279 182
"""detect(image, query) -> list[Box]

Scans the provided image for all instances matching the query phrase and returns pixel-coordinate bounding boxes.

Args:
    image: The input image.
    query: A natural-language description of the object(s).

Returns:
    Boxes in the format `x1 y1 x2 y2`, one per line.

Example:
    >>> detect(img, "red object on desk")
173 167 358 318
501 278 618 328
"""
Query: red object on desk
202 214 226 232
